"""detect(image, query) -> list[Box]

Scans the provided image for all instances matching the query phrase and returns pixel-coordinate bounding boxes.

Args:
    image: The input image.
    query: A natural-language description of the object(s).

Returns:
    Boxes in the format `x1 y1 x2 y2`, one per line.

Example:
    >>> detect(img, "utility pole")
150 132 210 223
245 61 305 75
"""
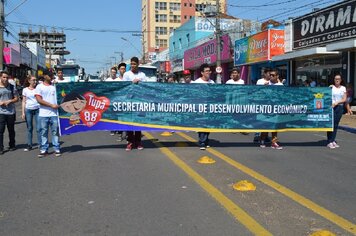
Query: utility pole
0 0 5 70
215 0 222 84
114 51 123 62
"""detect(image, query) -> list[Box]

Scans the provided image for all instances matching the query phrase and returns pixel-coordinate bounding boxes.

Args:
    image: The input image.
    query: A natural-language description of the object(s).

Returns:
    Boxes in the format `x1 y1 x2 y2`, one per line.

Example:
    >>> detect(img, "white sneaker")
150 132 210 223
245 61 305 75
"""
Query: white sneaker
332 142 340 148
327 143 335 149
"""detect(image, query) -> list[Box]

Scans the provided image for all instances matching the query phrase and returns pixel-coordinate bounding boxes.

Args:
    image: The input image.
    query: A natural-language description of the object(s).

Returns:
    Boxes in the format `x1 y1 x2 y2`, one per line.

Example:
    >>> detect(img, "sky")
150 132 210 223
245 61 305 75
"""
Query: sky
5 0 342 74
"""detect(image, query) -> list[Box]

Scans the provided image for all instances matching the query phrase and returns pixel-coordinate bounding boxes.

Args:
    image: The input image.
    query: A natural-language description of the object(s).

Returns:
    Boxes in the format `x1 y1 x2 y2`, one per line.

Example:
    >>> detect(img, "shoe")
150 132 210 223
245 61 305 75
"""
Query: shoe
55 150 62 157
327 143 336 149
126 143 133 151
200 146 206 150
264 137 271 143
24 146 32 152
260 141 266 148
8 146 16 151
271 142 283 150
253 136 260 143
332 142 340 148
206 145 210 148
110 131 115 136
137 144 144 150
38 151 47 158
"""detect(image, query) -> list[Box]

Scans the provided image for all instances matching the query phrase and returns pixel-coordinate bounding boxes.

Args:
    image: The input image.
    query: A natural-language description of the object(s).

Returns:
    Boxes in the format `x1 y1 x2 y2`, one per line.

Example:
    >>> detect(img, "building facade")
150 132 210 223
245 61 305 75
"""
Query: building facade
19 28 67 67
141 0 226 62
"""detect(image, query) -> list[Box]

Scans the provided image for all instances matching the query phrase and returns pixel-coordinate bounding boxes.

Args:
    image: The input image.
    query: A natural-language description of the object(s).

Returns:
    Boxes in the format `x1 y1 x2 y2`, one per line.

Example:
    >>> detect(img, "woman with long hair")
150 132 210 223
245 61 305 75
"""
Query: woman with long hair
327 74 347 149
21 75 40 151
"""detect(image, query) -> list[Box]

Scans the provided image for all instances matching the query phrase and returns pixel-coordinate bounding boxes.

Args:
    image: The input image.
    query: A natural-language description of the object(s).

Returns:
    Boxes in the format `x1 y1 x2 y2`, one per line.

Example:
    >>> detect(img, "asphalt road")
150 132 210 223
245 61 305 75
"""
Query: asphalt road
0 116 355 236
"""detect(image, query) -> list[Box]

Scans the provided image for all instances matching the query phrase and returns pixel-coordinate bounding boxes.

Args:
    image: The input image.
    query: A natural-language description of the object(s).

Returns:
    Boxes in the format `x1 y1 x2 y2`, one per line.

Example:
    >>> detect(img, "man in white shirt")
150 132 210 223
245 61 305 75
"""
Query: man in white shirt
192 63 214 150
123 57 146 151
53 68 67 83
226 67 244 85
106 67 119 81
256 68 271 85
35 74 61 157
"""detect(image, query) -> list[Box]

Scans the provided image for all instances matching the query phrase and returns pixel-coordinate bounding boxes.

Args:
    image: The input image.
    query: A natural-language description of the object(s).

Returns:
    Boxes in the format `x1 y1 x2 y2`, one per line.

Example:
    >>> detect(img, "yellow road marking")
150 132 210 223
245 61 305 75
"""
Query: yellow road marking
177 132 356 235
144 132 272 236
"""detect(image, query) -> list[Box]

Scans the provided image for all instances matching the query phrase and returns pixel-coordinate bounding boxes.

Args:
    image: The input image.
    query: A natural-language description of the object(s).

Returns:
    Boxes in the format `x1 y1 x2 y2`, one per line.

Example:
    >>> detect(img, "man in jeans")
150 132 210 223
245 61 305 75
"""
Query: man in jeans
0 71 19 154
35 75 61 157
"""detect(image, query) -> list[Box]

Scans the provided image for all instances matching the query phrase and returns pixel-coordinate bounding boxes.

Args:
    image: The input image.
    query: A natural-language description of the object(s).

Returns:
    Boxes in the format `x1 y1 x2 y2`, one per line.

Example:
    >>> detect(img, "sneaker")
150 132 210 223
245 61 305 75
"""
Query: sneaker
38 151 47 158
8 146 16 151
126 143 133 151
260 141 266 148
110 131 115 136
271 142 283 150
327 143 336 149
24 146 32 152
199 146 206 150
253 136 260 143
137 144 144 150
55 150 62 157
264 137 271 143
206 145 210 148
332 142 340 148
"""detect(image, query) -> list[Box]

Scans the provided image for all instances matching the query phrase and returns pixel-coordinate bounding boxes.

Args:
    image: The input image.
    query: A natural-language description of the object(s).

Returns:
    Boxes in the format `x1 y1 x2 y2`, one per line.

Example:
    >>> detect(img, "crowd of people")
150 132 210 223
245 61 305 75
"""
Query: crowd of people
0 58 353 157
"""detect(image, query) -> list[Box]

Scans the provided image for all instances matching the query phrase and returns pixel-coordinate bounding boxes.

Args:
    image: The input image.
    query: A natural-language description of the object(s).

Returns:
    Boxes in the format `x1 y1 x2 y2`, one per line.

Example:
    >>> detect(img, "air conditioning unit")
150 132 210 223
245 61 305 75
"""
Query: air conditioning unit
155 46 160 50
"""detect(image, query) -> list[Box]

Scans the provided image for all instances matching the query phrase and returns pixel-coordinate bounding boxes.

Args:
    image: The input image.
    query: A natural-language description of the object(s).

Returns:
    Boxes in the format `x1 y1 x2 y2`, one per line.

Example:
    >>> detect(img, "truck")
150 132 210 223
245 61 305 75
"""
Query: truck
55 60 84 82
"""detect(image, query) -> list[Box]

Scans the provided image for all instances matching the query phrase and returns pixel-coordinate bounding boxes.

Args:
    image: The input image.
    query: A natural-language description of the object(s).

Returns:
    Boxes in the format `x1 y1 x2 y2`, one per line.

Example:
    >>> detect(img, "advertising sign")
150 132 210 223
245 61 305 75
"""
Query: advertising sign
234 30 285 66
293 0 356 49
184 34 232 69
3 47 21 66
56 82 332 135
20 44 32 66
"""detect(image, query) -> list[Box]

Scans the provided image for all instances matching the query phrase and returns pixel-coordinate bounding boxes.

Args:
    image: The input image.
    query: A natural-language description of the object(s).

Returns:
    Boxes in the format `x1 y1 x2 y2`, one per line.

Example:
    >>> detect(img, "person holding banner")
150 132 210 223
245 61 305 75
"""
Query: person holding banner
226 67 244 85
260 69 283 150
327 74 347 149
35 75 61 157
123 57 146 151
192 63 214 150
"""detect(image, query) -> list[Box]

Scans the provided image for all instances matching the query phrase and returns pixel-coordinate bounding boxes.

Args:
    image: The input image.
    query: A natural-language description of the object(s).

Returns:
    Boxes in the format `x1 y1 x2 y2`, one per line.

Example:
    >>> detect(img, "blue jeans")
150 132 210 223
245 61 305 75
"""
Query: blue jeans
38 116 60 152
327 105 344 143
25 108 40 147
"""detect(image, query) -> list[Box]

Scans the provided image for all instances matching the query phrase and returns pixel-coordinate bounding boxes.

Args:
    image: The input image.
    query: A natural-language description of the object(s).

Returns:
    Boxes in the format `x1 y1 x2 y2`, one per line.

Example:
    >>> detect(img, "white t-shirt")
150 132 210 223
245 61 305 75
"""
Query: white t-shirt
192 78 215 84
226 79 245 85
331 85 346 105
105 77 122 81
256 78 269 85
269 81 283 86
35 83 58 117
22 87 40 110
123 70 146 82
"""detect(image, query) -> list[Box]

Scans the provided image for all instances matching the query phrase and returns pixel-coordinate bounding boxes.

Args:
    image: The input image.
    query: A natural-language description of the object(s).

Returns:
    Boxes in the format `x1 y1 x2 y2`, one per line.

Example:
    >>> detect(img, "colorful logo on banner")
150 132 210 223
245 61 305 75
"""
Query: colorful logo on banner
56 82 332 135
234 29 284 66
59 89 110 131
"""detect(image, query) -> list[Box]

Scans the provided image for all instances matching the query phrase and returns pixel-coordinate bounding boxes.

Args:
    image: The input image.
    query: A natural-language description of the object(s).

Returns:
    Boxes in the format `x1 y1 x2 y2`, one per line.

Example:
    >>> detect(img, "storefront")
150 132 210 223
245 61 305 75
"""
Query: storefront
3 46 21 77
183 34 233 82
234 29 287 84
273 0 356 90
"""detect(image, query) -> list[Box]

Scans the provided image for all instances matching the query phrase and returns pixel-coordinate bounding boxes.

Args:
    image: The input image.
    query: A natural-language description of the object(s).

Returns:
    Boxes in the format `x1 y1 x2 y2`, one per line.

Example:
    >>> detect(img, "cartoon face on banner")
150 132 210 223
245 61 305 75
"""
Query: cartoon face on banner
60 90 110 129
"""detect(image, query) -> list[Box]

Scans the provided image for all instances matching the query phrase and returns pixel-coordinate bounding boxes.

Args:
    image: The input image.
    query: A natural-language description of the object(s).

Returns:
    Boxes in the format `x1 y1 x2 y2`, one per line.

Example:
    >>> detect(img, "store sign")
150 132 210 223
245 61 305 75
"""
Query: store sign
3 47 20 66
184 35 232 69
171 59 183 72
293 0 356 49
234 30 284 66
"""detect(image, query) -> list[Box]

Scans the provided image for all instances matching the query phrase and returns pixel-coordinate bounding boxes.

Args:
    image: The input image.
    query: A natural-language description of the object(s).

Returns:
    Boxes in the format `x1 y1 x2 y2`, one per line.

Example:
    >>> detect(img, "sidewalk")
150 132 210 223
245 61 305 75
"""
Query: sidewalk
339 114 356 133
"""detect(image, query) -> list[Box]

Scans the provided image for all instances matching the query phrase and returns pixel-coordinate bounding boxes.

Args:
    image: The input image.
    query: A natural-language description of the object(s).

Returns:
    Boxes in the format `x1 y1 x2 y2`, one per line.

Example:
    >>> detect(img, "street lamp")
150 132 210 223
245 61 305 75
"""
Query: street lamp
110 56 117 65
121 37 142 58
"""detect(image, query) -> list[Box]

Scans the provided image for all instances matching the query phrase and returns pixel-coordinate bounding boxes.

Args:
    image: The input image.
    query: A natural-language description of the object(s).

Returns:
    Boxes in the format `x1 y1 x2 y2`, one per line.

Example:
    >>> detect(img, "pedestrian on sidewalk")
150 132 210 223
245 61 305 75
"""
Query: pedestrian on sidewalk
192 63 214 150
35 75 61 157
21 75 41 151
0 71 19 155
345 83 353 115
123 57 147 151
327 74 347 149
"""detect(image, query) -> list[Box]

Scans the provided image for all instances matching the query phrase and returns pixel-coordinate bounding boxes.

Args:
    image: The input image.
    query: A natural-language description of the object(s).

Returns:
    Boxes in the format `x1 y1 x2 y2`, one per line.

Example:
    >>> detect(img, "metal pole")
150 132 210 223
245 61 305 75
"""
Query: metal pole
0 0 5 70
215 0 221 84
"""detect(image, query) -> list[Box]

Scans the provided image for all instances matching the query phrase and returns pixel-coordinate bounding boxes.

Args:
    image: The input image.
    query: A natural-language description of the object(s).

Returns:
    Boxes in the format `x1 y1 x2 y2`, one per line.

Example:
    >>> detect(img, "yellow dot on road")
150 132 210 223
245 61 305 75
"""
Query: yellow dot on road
197 156 216 164
233 180 256 191
161 131 173 136
309 230 336 236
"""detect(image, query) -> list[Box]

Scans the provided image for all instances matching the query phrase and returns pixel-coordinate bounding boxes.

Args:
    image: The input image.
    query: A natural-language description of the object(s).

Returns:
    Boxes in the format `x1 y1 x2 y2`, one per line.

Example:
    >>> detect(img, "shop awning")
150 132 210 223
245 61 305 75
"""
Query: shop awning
326 39 356 51
272 47 339 61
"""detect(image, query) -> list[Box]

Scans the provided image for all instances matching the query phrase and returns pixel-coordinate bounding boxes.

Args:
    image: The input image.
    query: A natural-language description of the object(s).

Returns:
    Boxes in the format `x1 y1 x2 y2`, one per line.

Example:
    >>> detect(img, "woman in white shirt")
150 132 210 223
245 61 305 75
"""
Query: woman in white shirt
21 75 41 151
327 74 347 149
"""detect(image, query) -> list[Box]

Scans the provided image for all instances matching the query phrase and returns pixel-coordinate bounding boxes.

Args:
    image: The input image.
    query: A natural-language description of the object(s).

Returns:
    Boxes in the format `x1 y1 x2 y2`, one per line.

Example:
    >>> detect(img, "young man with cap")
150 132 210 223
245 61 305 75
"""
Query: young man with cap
226 67 244 85
123 57 147 151
182 70 192 84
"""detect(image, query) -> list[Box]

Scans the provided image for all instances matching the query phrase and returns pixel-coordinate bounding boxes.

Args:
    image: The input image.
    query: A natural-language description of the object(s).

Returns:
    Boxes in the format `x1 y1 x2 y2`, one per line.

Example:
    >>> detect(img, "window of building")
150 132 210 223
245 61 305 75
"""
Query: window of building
186 33 190 45
169 2 181 11
155 2 167 10
195 4 206 12
184 3 187 7
184 15 187 19
169 15 181 23
156 39 168 47
179 38 182 49
155 27 167 35
173 42 176 51
155 14 167 22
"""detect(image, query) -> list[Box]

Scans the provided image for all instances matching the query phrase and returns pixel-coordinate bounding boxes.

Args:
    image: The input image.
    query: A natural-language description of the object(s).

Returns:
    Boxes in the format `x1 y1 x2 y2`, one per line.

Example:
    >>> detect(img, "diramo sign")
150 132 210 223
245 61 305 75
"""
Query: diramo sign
293 0 356 49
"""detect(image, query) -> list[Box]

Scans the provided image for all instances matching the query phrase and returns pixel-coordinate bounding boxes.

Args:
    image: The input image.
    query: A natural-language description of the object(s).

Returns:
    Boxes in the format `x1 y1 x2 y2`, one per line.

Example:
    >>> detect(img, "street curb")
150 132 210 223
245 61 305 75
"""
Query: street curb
339 125 356 134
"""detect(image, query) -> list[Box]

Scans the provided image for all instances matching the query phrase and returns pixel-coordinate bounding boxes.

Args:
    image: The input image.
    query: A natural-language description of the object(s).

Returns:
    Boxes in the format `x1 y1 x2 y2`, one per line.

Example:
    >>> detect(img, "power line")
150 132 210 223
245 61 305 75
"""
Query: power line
228 0 297 8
